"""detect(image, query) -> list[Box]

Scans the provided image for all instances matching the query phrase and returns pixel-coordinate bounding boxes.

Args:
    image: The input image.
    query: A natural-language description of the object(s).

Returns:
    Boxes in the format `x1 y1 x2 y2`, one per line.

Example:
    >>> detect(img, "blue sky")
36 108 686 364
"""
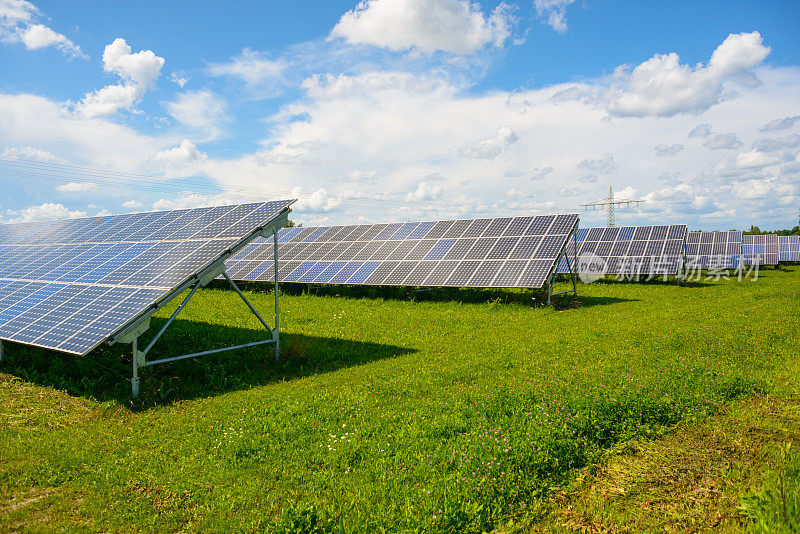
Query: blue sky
1 0 799 230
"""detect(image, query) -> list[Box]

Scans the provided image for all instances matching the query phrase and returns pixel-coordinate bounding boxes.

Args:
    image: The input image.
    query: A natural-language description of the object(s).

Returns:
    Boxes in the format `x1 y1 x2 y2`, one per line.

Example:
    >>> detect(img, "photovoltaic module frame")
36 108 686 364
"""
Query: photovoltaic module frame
555 225 687 277
741 234 779 266
778 235 800 262
685 231 743 270
225 214 580 302
0 200 294 397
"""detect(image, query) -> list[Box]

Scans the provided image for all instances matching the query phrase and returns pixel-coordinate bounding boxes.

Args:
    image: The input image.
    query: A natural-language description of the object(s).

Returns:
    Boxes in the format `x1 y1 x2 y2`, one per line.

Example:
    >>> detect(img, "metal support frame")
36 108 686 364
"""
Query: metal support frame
546 221 579 306
677 234 688 285
127 228 282 398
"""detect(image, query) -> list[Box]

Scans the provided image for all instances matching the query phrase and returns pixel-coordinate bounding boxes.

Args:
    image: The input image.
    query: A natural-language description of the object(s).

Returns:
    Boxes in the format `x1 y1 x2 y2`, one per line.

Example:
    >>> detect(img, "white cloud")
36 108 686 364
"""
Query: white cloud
459 125 517 159
77 38 165 117
1 145 61 161
405 181 442 201
577 153 616 174
751 133 800 152
153 140 207 167
4 202 86 223
688 123 714 138
55 181 99 192
291 187 344 212
208 48 286 94
529 167 553 180
760 115 800 132
654 143 684 157
165 90 227 140
122 200 143 208
534 0 577 33
330 0 511 55
169 71 188 88
735 150 783 170
19 23 84 58
603 32 770 117
152 192 233 210
0 0 84 59
0 92 170 173
703 132 743 150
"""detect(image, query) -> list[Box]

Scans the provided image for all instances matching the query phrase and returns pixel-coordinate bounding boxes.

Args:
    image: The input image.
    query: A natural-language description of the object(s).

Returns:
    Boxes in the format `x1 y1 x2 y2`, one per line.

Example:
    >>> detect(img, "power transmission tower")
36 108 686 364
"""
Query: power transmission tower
581 186 643 227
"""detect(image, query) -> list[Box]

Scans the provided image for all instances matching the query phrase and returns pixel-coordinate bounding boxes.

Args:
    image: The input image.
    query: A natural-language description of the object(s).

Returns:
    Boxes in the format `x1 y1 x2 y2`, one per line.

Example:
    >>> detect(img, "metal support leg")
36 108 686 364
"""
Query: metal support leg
131 338 140 398
273 231 280 360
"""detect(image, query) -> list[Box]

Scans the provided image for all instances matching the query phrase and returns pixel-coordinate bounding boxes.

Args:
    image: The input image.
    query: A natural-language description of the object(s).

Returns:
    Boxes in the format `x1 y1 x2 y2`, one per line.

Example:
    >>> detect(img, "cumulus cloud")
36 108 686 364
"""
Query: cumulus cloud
291 187 344 212
760 115 800 132
330 0 511 55
165 90 227 140
735 150 783 170
0 0 85 58
577 153 617 174
688 123 714 138
55 181 99 192
152 192 233 210
153 140 207 167
4 202 86 223
751 133 800 152
1 145 61 161
703 132 743 150
169 71 188 87
458 125 518 159
77 38 165 117
122 200 143 209
654 143 684 157
603 32 770 117
208 48 286 94
405 181 442 201
533 0 577 33
529 167 554 180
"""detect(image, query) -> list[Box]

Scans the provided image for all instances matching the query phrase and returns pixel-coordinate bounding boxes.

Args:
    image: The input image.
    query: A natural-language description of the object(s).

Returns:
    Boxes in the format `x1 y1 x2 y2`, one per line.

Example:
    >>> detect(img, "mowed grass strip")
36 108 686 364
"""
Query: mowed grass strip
0 267 798 532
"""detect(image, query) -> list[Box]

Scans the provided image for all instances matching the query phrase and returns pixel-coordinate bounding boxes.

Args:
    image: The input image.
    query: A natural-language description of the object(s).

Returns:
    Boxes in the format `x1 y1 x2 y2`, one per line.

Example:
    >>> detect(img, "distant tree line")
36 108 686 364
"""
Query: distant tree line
742 225 800 236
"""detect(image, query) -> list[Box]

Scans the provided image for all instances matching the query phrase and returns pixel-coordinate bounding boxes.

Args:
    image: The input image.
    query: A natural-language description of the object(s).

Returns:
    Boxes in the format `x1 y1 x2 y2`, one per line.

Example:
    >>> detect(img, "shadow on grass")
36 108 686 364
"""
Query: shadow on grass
1 318 415 408
210 278 639 309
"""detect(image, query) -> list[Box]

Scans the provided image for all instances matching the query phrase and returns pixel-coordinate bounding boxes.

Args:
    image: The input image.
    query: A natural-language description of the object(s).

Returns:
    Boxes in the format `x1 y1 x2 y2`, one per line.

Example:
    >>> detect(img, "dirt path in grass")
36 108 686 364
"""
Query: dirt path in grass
531 395 800 533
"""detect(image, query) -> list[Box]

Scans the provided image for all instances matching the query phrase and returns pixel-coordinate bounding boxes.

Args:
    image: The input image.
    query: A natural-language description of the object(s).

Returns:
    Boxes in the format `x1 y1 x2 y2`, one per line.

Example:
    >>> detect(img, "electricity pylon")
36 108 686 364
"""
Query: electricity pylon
582 186 643 227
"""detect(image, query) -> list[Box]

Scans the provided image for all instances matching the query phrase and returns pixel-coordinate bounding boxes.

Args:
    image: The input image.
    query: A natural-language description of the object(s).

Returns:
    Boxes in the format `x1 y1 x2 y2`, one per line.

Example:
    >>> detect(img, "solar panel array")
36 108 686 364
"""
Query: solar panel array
685 231 743 270
226 214 579 289
778 235 800 262
0 201 293 355
742 234 779 266
556 225 687 275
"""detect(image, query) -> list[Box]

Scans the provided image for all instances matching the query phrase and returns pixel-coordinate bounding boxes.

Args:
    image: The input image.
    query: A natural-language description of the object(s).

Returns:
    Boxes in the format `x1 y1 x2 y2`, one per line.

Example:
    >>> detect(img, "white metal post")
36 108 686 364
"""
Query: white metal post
273 230 280 360
131 337 140 398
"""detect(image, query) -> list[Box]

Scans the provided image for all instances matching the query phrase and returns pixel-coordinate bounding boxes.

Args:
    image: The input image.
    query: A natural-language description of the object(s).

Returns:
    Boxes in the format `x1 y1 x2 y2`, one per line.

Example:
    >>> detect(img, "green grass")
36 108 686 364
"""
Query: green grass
1 267 798 532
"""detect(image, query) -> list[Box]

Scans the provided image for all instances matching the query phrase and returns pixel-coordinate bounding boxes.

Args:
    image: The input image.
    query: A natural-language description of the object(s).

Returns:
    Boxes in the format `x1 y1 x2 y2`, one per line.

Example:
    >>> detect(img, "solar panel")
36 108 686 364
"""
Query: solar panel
685 231 742 270
741 234 779 266
778 236 800 262
226 214 579 289
556 225 687 276
0 200 294 355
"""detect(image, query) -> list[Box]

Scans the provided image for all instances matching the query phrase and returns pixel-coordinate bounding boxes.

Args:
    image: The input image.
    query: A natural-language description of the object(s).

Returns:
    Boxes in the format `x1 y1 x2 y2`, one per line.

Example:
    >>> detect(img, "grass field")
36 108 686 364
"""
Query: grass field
1 267 799 532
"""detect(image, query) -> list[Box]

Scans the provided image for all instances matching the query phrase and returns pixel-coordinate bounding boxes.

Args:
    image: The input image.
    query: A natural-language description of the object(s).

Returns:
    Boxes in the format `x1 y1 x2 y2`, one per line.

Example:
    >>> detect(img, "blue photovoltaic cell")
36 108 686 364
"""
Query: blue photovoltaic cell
313 261 347 283
283 261 315 282
424 239 457 260
407 221 435 239
347 261 381 283
297 262 330 283
0 200 294 355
